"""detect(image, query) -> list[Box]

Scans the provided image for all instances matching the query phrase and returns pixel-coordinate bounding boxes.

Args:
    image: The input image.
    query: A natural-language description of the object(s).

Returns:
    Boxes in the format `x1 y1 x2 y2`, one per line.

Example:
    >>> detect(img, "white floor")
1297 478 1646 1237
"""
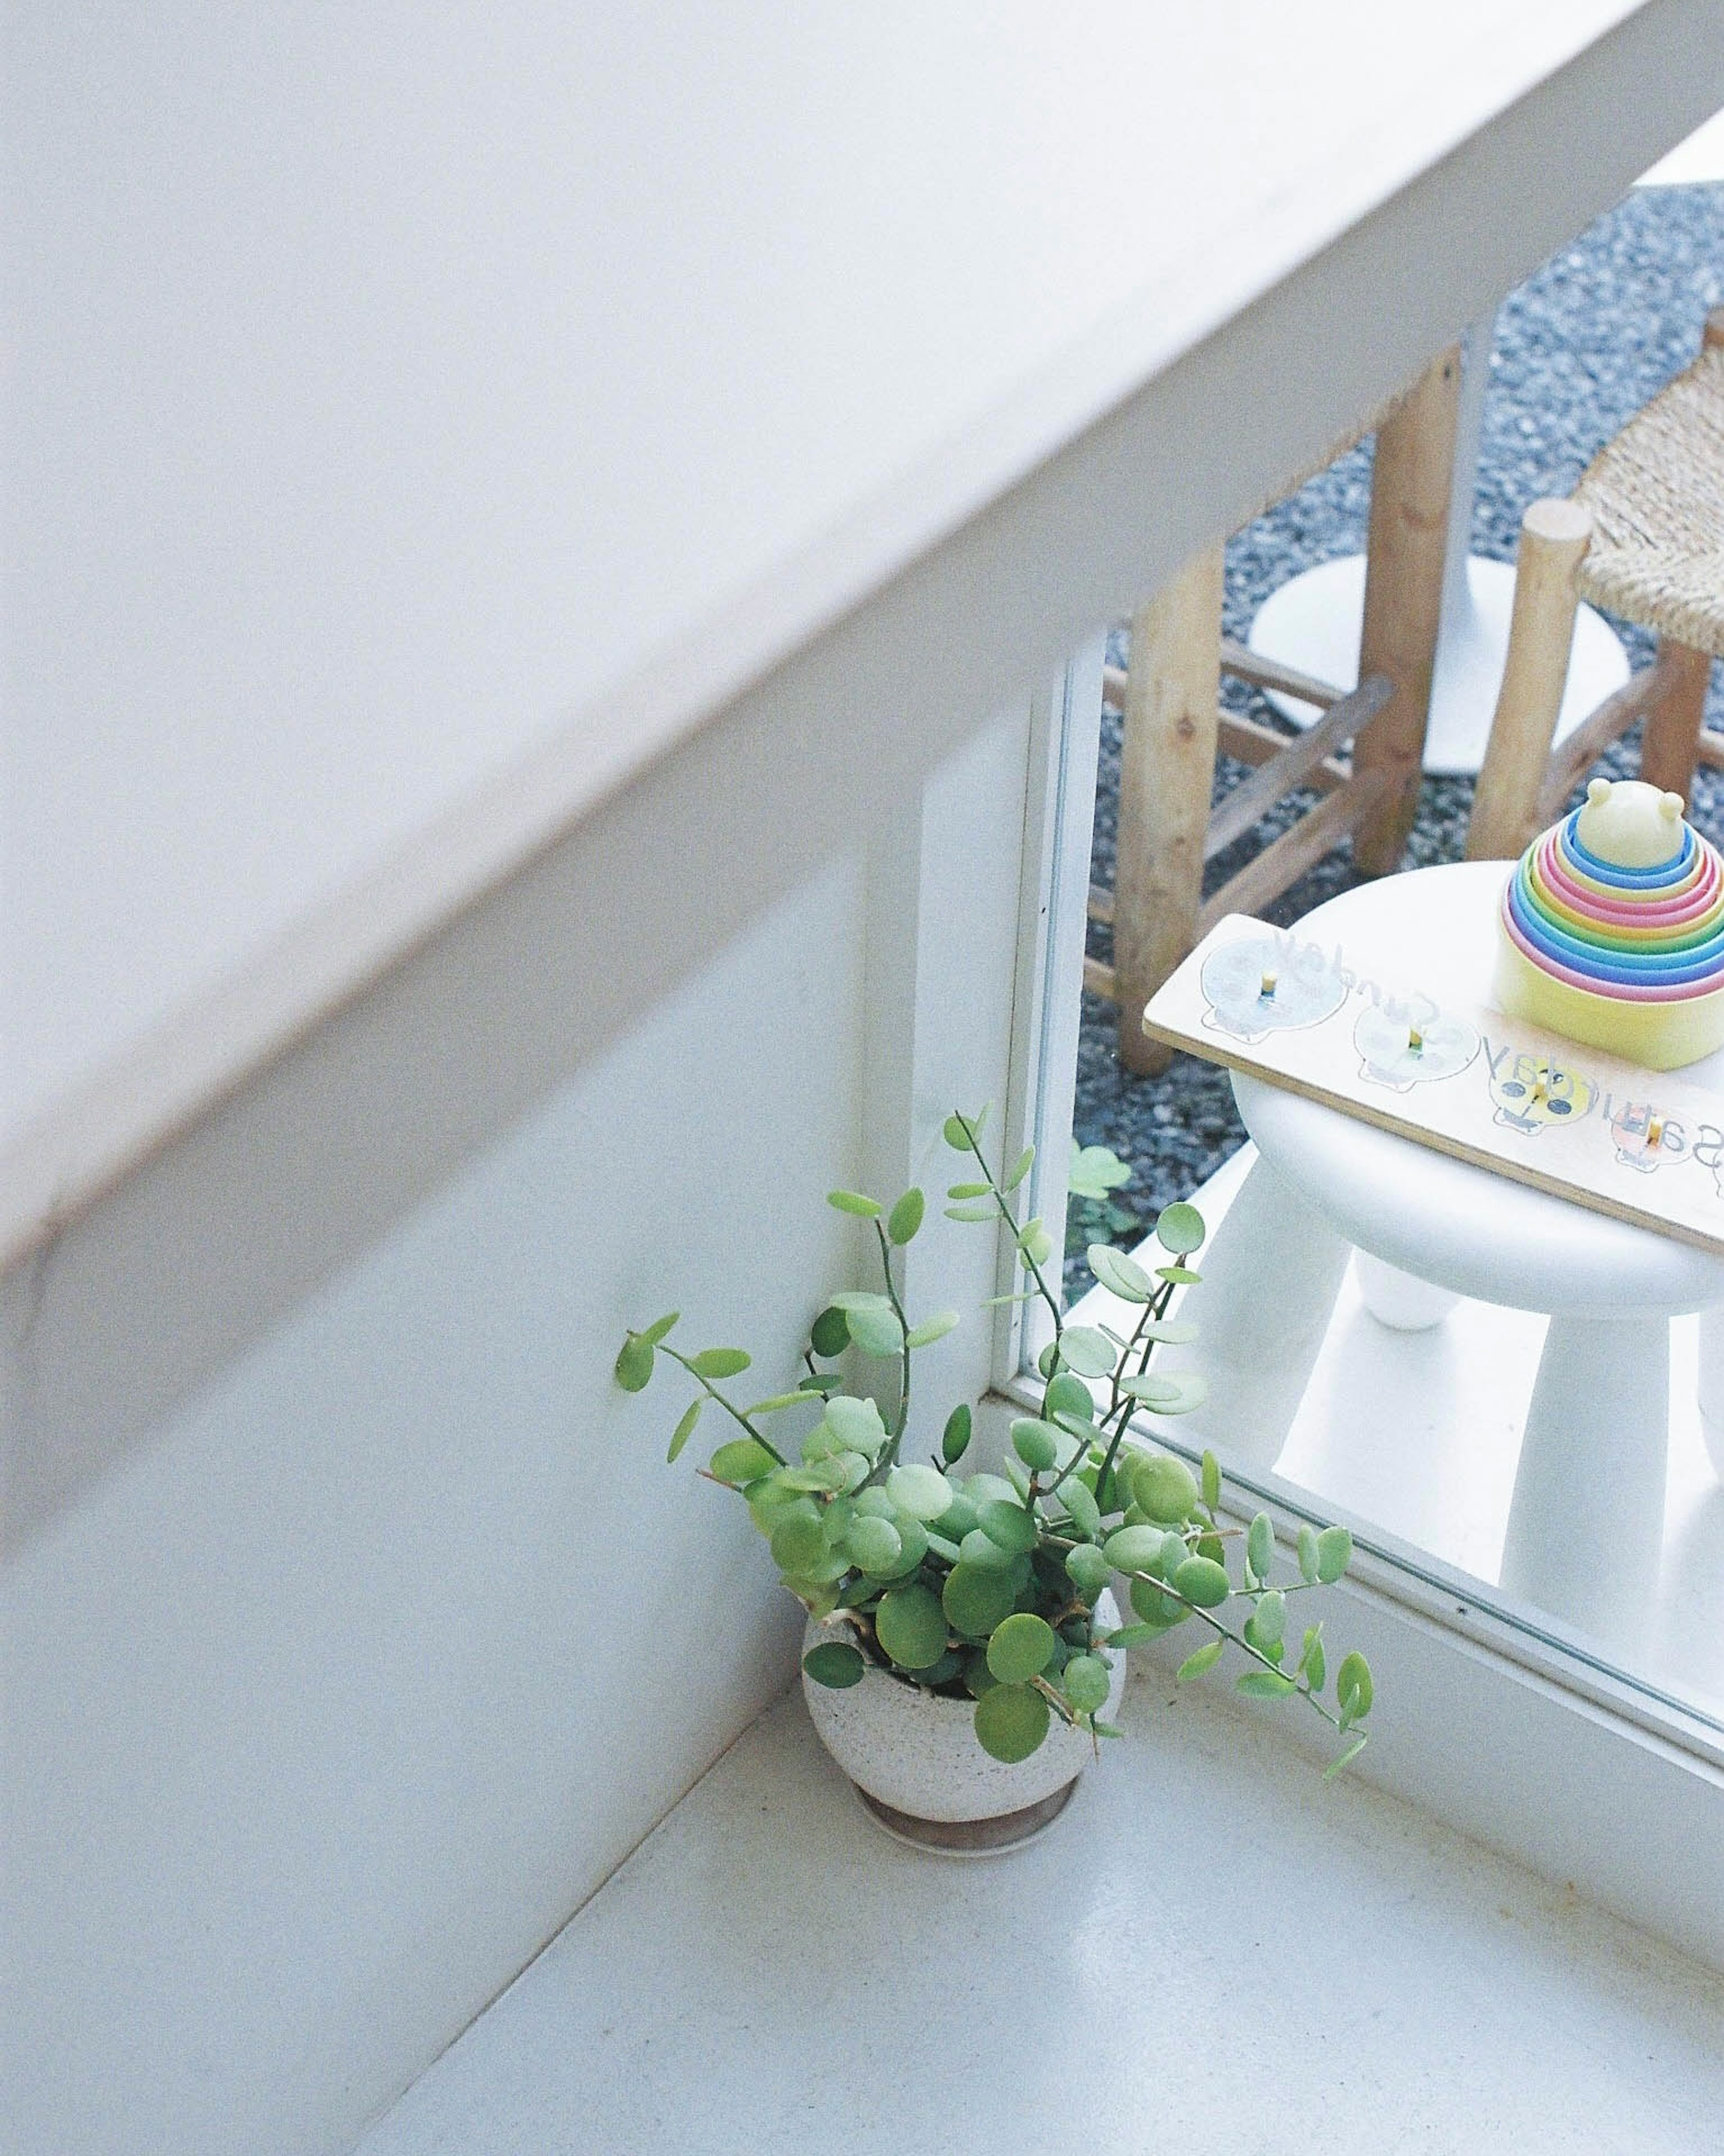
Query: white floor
358 1671 1724 2156
1105 1144 1724 1733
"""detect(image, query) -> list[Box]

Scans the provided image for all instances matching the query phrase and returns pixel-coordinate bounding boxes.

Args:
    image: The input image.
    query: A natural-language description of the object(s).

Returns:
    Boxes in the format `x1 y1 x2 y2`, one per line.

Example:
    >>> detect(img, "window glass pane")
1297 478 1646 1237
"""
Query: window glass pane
1056 184 1724 1742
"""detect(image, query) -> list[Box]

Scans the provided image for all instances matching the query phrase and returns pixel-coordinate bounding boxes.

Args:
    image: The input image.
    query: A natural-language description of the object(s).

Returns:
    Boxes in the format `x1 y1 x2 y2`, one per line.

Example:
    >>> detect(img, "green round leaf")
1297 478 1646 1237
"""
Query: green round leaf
887 1188 926 1246
887 1463 954 1521
1121 1371 1209 1416
1247 1512 1275 1583
976 1498 1038 1554
810 1307 850 1359
973 1683 1051 1763
943 1562 1018 1637
691 1347 752 1379
1061 1480 1103 1544
1237 1670 1298 1700
1154 1202 1206 1255
1037 1341 1060 1380
1253 1588 1287 1648
802 1641 866 1689
935 1490 978 1539
827 1190 883 1218
1062 1653 1112 1714
905 1310 960 1350
1130 1576 1189 1629
846 1306 906 1358
1337 1650 1373 1720
613 1336 654 1392
942 1112 976 1150
963 1651 998 1698
1065 1544 1113 1598
986 1611 1057 1685
941 1402 973 1466
1201 1450 1222 1510
1088 1243 1154 1302
847 1516 905 1576
853 1486 896 1519
825 1394 886 1455
1102 1524 1165 1575
1004 1144 1035 1192
879 1517 928 1577
1176 1637 1225 1684
667 1397 704 1462
709 1437 778 1485
1068 1142 1131 1199
964 1473 1019 1505
1055 1325 1116 1380
958 1527 1016 1572
1172 1554 1230 1608
1132 1453 1199 1524
1316 1525 1354 1584
770 1506 827 1575
1043 1372 1095 1427
1297 1524 1321 1584
875 1584 949 1670
1011 1418 1060 1473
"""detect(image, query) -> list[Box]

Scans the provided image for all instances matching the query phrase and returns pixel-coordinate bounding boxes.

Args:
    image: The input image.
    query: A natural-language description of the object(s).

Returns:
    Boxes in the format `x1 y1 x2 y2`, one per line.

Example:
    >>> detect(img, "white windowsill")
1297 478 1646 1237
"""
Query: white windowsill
357 1671 1724 2155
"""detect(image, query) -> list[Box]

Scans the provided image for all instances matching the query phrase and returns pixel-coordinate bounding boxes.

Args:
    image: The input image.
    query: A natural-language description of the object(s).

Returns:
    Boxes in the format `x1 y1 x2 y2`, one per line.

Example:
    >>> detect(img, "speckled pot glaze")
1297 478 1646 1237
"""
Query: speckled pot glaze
800 1590 1124 1827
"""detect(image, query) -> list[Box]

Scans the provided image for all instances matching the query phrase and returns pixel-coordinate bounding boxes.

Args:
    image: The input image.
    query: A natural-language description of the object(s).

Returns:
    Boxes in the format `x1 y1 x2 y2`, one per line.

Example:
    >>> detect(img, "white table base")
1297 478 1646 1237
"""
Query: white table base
1189 1152 1685 1658
1499 1314 1670 1653
1245 552 1630 776
1176 1155 1352 1470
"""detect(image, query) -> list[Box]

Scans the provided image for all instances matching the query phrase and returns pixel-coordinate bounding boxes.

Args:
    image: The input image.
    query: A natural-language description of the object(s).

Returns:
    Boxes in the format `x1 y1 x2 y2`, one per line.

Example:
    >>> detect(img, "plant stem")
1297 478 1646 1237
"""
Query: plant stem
953 1113 1064 1346
872 1218 914 1453
659 1346 788 1464
1117 1565 1349 1735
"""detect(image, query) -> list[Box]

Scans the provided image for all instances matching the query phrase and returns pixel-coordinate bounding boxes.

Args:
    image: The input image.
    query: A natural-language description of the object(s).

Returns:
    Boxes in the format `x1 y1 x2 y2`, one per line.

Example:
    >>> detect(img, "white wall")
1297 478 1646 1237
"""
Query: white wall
4 854 870 2156
0 697 1048 2156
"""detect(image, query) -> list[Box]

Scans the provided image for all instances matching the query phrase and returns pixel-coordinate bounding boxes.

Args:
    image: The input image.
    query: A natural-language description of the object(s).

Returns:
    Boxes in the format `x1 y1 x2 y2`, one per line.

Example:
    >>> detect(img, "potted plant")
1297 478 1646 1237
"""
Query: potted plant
615 1109 1373 1851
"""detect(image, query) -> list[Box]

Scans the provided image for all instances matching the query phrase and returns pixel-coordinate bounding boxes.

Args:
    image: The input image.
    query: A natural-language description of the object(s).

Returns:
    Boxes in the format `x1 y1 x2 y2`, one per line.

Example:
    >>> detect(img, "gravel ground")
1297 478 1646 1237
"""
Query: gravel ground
1069 183 1724 1290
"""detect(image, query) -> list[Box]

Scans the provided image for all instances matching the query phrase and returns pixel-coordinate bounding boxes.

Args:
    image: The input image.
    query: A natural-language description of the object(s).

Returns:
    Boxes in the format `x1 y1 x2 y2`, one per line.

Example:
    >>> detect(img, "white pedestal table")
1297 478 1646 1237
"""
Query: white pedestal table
1179 860 1724 1652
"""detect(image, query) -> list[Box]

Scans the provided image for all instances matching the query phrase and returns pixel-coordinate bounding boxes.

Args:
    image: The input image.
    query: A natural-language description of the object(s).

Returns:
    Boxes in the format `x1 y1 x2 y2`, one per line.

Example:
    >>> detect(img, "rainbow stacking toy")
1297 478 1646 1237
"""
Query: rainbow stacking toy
1495 777 1724 1069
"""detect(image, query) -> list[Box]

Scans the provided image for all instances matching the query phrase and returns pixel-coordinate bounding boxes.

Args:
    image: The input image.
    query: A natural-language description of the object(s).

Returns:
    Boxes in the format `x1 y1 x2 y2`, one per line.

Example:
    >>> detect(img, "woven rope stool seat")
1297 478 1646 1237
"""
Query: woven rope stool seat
1574 339 1724 659
1467 310 1724 869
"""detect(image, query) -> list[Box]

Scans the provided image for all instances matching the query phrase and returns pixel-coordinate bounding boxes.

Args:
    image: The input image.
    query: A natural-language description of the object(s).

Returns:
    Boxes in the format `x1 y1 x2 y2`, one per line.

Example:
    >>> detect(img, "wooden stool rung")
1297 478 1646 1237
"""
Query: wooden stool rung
1196 767 1394 936
1202 672 1390 862
1217 637 1347 709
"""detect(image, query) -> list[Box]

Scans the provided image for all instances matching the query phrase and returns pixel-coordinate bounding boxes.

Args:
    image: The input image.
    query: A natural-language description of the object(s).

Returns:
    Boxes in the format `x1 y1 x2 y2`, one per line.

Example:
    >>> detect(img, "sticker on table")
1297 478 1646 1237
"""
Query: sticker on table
1487 1050 1594 1136
1354 998 1479 1093
1200 933 1346 1044
1609 1101 1690 1174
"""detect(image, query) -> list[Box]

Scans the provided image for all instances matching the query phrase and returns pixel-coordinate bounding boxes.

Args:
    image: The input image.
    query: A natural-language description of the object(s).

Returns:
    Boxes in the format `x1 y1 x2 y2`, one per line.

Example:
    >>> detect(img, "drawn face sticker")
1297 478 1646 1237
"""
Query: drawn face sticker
1489 1052 1594 1135
1201 934 1346 1045
1610 1102 1688 1174
1355 999 1479 1093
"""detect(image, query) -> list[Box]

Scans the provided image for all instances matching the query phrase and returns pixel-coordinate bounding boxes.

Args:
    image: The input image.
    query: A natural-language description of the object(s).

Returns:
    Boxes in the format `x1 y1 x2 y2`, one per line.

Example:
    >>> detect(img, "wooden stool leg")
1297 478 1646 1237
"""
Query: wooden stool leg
1351 344 1461 877
1465 498 1593 861
1639 639 1712 803
1115 544 1224 1076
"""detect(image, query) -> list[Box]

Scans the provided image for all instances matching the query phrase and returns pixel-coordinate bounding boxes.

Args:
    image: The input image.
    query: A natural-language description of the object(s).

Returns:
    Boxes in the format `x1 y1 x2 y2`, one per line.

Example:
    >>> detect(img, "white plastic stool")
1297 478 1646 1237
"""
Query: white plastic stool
1178 861 1724 1654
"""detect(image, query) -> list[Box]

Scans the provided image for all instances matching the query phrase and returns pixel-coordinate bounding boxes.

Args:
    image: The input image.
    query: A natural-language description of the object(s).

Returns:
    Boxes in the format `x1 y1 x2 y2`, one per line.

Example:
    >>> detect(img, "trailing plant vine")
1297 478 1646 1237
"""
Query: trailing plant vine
615 1108 1372 1772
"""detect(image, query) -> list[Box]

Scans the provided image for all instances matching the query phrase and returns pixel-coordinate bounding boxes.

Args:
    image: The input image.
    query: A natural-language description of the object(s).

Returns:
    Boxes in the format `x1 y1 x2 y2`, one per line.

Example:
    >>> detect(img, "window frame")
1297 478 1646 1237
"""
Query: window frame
923 648 1724 1970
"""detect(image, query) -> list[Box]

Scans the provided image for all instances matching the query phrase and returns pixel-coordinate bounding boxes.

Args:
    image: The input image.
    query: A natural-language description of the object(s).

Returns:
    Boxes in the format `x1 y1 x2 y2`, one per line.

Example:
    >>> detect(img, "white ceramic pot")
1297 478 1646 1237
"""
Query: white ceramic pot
800 1589 1125 1852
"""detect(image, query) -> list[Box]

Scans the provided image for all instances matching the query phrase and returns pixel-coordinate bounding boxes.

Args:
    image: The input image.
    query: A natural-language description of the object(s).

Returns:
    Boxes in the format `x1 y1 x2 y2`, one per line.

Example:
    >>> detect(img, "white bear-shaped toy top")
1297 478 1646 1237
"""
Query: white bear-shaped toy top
1574 776 1686 869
